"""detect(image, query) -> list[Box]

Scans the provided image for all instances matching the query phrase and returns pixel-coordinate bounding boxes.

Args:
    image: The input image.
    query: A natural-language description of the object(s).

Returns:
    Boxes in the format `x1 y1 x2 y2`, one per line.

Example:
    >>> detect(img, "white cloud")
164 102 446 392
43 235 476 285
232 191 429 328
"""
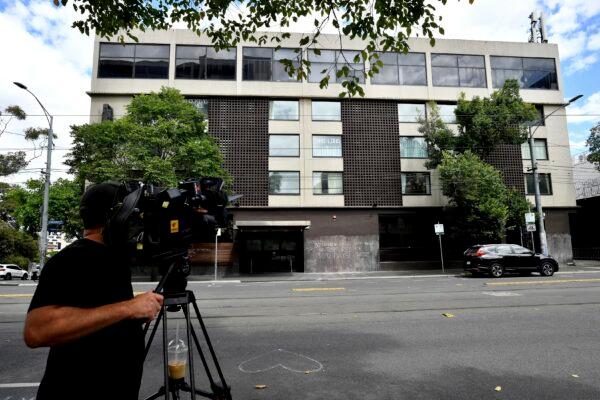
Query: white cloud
551 31 587 60
566 91 600 124
588 30 600 51
0 0 93 185
565 54 598 75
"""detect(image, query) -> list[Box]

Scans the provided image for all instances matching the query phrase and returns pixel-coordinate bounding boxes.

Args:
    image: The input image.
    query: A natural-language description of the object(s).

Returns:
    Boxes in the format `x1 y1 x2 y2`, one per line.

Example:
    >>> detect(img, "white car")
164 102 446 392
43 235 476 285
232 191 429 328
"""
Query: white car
0 264 29 280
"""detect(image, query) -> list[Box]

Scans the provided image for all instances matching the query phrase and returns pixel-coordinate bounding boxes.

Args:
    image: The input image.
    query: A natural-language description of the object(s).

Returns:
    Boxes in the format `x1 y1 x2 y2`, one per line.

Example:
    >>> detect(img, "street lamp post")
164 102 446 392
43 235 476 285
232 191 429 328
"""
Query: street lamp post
13 82 54 269
527 94 583 256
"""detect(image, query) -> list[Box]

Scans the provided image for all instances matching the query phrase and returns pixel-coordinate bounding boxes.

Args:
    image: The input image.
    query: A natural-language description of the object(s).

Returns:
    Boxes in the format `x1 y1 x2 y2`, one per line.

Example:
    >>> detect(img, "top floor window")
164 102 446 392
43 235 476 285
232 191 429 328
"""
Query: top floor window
371 52 427 86
243 47 301 82
175 46 236 80
308 50 365 84
431 54 486 88
491 56 558 90
98 43 170 79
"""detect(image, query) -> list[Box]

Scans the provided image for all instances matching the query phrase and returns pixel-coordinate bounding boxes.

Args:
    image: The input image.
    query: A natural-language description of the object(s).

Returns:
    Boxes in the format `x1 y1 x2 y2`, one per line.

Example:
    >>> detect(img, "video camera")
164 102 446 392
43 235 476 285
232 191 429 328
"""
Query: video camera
104 177 238 293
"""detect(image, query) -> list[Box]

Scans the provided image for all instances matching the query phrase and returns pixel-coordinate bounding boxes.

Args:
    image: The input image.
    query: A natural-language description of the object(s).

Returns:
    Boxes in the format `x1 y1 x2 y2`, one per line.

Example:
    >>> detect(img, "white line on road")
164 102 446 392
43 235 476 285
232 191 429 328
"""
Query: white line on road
0 383 39 388
481 291 521 297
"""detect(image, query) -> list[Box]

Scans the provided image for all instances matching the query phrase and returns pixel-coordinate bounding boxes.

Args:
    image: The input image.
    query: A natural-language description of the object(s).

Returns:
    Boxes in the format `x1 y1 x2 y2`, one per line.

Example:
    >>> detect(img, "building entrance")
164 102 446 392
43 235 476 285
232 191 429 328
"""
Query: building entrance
238 229 304 274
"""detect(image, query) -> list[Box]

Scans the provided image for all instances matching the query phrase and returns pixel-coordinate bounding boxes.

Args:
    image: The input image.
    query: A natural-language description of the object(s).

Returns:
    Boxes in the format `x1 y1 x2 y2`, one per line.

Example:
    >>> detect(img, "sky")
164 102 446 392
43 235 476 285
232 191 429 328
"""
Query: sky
0 0 599 185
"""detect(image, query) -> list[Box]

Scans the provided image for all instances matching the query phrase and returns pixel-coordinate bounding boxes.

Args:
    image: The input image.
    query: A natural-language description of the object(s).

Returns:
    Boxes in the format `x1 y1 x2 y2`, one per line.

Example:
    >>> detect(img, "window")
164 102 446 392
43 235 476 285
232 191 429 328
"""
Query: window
269 100 299 120
534 104 545 125
398 103 426 123
313 172 343 195
400 137 428 158
312 135 342 157
188 99 209 116
371 52 427 85
269 171 300 194
99 43 170 78
436 104 457 124
431 54 486 87
401 172 431 195
308 50 365 84
175 46 236 80
525 173 553 195
511 245 532 255
312 101 341 121
491 56 558 90
243 47 301 81
269 135 299 157
496 244 513 255
521 139 548 160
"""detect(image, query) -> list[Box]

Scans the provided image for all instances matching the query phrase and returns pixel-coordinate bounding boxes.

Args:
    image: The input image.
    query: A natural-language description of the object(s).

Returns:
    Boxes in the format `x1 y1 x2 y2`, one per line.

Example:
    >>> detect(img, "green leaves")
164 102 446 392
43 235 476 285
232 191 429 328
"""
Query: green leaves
66 87 230 187
586 122 600 169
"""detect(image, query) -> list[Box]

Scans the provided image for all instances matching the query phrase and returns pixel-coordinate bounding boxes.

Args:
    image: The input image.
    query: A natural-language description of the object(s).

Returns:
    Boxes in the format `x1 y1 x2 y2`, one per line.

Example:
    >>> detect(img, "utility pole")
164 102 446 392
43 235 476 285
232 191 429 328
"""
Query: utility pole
13 82 53 269
526 94 583 256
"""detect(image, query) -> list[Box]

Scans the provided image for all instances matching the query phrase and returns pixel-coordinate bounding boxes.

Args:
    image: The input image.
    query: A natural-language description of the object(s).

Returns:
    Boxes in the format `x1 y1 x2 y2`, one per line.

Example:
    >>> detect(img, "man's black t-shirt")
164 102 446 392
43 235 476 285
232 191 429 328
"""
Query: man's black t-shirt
29 239 144 400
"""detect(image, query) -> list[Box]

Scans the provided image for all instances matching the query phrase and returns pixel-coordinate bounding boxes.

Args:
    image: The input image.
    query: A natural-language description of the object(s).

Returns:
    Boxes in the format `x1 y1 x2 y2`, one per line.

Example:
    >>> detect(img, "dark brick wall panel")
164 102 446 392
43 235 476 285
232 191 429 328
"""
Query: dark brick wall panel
207 98 269 206
484 144 526 194
341 100 402 206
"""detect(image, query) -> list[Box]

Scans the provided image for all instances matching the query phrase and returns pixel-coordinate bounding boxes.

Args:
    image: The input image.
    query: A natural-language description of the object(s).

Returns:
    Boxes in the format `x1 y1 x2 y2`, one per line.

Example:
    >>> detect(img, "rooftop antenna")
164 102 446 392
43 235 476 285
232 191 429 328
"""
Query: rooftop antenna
528 11 548 43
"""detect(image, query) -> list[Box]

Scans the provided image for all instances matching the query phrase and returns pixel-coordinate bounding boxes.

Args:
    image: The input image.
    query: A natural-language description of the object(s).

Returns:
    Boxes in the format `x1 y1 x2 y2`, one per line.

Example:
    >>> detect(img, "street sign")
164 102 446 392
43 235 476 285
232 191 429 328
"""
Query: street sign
216 228 222 237
525 213 536 224
526 224 536 232
434 223 444 235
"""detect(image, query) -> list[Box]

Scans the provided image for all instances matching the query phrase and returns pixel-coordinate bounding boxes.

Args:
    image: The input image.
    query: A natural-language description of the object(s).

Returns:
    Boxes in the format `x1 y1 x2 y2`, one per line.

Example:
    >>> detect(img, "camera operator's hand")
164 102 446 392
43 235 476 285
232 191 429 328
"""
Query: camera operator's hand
128 291 164 322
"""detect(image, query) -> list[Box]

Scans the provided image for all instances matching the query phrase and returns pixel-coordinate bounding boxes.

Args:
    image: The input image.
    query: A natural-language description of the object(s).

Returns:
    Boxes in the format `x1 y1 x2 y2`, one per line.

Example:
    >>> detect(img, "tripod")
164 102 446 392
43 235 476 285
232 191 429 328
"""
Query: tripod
143 261 232 400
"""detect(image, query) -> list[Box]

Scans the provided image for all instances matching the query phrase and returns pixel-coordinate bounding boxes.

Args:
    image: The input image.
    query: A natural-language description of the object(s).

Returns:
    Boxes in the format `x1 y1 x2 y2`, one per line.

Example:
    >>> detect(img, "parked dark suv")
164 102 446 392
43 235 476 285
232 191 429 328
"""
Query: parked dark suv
464 244 559 278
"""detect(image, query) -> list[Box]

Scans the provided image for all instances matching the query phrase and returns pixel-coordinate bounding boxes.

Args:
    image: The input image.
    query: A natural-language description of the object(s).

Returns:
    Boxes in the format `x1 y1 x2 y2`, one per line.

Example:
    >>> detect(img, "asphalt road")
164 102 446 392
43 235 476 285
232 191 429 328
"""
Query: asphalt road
1 271 600 400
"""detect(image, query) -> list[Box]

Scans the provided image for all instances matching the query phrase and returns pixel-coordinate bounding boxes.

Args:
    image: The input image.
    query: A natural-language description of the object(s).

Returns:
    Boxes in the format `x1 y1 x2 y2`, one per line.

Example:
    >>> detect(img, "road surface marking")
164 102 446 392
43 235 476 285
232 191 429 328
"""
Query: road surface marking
0 294 33 298
292 287 345 292
487 278 600 286
482 291 521 296
0 383 40 388
238 348 323 374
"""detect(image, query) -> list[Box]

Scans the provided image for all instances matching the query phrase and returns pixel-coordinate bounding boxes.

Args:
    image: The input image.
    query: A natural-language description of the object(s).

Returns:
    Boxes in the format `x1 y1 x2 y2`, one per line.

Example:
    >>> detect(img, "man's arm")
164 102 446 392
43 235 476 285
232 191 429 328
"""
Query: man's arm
24 291 163 348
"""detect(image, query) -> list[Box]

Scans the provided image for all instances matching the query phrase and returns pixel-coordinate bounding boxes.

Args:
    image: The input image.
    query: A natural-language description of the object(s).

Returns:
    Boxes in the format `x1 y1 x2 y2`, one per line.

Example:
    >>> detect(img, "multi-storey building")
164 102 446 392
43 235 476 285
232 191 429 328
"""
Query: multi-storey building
88 30 576 273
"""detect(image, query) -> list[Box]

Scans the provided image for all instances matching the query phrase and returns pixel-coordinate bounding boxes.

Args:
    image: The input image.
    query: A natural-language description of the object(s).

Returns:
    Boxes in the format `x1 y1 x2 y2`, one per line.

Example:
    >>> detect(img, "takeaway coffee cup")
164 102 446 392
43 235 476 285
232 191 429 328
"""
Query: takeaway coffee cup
168 337 188 380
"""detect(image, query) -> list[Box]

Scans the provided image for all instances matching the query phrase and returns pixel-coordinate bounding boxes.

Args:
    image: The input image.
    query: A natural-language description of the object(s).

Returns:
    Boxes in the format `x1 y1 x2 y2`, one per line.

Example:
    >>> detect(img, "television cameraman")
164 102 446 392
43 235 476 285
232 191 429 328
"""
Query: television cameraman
24 182 164 400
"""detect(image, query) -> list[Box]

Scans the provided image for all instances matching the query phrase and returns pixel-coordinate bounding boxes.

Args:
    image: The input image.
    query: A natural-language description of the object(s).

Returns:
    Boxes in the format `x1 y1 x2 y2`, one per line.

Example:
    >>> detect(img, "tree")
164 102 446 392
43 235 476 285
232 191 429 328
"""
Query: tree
454 79 538 157
0 220 38 268
1 178 84 239
66 87 229 187
55 0 473 97
438 151 509 242
587 122 600 168
0 105 54 179
418 102 455 169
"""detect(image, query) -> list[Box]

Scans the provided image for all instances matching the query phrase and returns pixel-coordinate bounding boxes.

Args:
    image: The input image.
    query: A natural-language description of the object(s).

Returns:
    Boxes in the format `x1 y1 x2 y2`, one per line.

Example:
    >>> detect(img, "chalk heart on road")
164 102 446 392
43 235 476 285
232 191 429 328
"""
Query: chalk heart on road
238 349 323 374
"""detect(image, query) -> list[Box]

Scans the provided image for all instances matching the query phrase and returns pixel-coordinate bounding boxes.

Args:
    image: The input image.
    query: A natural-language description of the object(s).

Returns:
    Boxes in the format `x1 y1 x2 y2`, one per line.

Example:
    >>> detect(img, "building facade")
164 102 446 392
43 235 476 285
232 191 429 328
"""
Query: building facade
88 30 577 272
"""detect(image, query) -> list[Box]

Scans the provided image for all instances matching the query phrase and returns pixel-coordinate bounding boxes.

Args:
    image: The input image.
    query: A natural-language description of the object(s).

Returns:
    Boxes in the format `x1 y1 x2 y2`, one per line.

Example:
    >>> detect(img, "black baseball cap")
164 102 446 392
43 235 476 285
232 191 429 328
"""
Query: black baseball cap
79 182 123 229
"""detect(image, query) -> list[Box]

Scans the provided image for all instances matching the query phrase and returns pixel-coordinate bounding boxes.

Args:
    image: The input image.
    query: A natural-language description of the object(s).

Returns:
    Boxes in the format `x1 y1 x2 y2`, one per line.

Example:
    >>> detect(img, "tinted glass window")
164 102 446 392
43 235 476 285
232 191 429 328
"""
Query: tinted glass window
99 43 169 79
308 49 364 84
313 172 343 194
398 103 426 123
401 172 431 195
269 171 300 194
512 245 532 254
521 139 548 160
313 135 342 157
496 244 513 255
269 100 299 120
491 56 558 89
400 137 428 158
269 135 299 157
243 47 300 81
432 54 486 87
525 173 552 195
312 101 341 121
371 52 426 86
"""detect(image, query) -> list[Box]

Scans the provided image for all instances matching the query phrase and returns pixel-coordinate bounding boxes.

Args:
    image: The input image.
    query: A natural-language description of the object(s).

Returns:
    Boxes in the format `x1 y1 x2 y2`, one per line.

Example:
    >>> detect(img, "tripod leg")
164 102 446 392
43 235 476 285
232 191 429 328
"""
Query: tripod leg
144 307 165 361
191 300 231 400
162 304 170 400
184 303 197 400
182 306 216 388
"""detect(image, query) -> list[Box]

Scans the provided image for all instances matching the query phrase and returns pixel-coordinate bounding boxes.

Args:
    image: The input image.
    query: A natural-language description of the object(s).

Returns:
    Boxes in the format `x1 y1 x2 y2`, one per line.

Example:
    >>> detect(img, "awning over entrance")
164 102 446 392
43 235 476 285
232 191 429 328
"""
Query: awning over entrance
234 220 311 229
